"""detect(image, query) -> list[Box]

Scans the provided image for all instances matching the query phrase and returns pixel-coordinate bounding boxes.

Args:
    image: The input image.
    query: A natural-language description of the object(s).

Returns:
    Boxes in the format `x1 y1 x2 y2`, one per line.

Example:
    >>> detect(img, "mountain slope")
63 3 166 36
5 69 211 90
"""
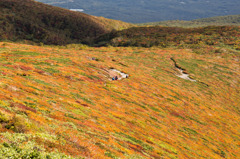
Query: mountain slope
0 41 239 158
36 0 240 23
0 0 132 45
95 26 240 50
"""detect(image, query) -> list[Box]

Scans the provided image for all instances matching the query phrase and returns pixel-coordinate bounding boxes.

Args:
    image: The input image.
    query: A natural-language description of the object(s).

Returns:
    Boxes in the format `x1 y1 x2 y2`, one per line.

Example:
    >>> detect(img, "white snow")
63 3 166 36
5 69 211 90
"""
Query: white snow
70 9 84 12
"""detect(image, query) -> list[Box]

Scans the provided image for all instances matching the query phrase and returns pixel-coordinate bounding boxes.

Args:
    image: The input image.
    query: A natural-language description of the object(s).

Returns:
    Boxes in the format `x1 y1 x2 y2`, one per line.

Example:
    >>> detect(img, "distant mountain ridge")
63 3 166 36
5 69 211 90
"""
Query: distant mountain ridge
36 0 240 23
138 15 240 28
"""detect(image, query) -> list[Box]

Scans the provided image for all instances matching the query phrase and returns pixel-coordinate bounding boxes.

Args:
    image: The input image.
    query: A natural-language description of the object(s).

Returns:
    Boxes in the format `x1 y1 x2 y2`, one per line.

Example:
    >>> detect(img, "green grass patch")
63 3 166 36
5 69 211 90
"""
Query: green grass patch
24 101 37 109
182 127 199 135
79 96 95 105
32 79 53 86
44 67 60 74
27 85 43 92
105 150 117 159
71 93 95 105
150 106 162 113
12 51 41 56
155 141 178 155
50 57 72 64
115 132 153 151
0 47 7 53
34 61 54 66
187 117 206 125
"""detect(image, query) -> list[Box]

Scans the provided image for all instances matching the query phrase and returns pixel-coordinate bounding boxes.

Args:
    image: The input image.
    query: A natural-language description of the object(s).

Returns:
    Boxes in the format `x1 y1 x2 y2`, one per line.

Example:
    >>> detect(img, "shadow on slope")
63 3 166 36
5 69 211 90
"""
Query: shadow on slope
0 0 110 45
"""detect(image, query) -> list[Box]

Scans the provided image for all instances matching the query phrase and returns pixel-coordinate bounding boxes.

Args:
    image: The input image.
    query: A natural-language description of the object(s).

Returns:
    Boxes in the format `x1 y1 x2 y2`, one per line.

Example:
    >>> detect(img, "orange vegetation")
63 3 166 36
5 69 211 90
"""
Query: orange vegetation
0 42 239 158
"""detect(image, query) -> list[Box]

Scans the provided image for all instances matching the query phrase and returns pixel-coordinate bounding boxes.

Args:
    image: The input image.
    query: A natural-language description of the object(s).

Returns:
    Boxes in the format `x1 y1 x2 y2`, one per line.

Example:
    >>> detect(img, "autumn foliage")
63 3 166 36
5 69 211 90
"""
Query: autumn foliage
0 41 239 158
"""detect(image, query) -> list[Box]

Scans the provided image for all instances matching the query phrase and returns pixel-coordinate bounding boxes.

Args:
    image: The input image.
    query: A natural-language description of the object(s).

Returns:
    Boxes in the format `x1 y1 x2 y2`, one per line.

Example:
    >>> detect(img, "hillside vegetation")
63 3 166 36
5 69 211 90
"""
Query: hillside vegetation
0 1 240 158
0 41 239 158
95 26 240 50
93 16 134 31
138 15 240 28
0 0 132 45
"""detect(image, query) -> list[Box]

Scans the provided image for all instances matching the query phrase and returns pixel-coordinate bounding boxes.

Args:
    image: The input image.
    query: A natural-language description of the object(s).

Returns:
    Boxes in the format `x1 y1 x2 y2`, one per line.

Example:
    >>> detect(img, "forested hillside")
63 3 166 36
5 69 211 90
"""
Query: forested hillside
0 0 132 45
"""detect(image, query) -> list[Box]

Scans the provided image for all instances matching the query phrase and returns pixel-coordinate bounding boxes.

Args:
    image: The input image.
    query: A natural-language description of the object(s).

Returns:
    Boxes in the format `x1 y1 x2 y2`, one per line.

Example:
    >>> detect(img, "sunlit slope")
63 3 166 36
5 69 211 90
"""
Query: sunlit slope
93 16 134 31
0 42 239 158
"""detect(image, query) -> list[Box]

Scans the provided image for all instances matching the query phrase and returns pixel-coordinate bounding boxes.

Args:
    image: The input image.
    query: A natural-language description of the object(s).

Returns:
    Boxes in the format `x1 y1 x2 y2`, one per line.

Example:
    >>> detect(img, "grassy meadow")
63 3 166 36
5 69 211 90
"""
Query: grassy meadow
0 42 239 158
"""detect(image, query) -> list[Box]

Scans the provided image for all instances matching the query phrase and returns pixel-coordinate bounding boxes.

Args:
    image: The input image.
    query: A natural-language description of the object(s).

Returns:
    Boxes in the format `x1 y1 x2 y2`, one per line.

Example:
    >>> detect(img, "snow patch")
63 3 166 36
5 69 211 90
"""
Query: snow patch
176 68 196 82
109 69 129 80
70 9 84 12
